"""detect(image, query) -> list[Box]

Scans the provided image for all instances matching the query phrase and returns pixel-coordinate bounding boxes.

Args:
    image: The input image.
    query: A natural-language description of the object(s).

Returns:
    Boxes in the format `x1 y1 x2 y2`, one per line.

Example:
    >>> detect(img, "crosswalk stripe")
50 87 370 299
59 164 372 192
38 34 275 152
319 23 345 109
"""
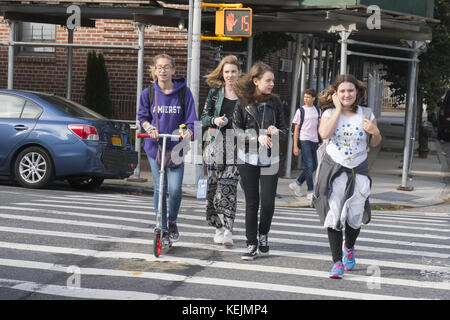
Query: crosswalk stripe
32 199 450 229
1 223 448 260
7 203 450 240
1 229 449 274
0 277 195 300
0 206 450 249
0 258 434 300
1 224 450 290
1 206 449 253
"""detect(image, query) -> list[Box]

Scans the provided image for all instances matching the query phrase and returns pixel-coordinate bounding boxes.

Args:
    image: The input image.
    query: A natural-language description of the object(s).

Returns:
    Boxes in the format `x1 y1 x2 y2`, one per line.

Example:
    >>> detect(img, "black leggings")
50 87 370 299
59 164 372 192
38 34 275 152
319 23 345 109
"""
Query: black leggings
238 163 278 246
327 222 361 263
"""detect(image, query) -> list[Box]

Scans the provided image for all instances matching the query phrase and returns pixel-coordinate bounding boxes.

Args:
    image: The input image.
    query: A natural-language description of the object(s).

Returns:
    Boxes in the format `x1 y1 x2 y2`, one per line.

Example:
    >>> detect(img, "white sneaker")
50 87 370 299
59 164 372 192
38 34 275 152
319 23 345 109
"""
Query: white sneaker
289 181 303 197
306 192 313 201
222 229 233 247
214 228 224 244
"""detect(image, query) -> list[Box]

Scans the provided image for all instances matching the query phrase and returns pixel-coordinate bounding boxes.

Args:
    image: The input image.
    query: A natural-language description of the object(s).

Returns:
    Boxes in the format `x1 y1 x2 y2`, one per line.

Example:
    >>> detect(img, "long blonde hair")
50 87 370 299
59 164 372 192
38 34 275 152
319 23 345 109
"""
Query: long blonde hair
204 55 241 88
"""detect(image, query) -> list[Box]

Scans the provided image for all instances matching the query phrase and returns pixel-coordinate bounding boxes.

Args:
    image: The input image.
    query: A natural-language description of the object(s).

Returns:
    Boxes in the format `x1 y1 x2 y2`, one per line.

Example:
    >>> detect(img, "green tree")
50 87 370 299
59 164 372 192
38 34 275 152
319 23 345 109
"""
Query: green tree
384 0 450 110
84 50 112 118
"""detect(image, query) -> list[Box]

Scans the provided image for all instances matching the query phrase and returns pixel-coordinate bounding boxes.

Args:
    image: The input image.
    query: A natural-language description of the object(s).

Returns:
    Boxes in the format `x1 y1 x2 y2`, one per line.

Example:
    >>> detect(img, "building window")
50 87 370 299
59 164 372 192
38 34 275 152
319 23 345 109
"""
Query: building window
17 22 56 54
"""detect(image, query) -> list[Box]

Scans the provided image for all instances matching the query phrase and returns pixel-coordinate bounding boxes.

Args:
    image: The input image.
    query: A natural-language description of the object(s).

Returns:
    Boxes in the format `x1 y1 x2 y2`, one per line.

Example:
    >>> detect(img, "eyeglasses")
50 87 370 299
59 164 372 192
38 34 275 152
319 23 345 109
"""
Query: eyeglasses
155 65 172 72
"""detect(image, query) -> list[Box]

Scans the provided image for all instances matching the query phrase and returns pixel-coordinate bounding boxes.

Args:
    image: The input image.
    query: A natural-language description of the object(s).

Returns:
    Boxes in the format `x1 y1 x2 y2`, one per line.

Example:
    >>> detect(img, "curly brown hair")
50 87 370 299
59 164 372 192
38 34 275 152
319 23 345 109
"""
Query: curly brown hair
319 74 366 112
233 61 278 105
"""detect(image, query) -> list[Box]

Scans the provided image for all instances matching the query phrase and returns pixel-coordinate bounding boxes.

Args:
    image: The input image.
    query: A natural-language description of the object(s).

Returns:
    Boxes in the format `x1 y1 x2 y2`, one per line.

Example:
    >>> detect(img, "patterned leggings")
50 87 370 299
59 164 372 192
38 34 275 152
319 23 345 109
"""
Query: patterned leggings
206 164 239 231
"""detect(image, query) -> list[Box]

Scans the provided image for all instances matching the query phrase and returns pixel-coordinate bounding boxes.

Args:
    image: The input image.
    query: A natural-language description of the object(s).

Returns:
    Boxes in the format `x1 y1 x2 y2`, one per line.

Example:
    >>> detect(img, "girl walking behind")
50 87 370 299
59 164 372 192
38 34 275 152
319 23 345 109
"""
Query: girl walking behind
137 54 197 246
312 74 382 279
233 62 288 260
201 55 242 247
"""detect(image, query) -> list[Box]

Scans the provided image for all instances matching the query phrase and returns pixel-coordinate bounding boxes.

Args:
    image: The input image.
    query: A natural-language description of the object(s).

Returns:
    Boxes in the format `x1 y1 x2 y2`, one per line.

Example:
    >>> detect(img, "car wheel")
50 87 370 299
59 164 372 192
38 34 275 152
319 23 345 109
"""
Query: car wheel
14 147 54 189
68 176 104 190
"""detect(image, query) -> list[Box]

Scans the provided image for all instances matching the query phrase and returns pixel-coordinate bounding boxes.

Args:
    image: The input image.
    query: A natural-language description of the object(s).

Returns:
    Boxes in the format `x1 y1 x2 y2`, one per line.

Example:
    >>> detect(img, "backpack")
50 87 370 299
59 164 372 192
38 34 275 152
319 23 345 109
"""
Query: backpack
290 104 321 148
146 84 187 120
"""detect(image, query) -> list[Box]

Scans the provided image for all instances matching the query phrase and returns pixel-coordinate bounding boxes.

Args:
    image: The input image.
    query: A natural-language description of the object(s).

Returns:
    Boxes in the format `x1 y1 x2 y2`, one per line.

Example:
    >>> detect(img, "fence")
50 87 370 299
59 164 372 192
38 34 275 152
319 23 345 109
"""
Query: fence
71 93 136 120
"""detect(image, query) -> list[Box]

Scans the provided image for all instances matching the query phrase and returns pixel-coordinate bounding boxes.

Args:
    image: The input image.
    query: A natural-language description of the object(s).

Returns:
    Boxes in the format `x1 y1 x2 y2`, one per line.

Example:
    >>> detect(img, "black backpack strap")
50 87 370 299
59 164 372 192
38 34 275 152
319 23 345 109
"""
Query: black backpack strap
178 86 187 118
147 84 155 122
314 105 321 119
299 106 305 129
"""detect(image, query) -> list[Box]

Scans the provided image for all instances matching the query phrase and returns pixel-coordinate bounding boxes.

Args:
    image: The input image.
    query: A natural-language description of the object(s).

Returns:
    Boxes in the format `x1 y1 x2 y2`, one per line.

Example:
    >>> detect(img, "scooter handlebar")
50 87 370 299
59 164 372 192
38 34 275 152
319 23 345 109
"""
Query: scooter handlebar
137 133 183 139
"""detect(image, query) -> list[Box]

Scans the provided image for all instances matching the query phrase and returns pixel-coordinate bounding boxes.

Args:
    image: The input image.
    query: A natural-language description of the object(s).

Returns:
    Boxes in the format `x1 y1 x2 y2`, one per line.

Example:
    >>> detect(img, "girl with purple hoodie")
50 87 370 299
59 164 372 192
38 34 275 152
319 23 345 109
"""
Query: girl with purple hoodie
137 54 197 246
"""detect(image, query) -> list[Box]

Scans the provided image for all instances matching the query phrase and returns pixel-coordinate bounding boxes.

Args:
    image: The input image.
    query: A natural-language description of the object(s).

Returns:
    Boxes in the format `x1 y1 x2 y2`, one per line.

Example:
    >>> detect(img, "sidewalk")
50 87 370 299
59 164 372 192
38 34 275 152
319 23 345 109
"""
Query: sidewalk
103 137 450 210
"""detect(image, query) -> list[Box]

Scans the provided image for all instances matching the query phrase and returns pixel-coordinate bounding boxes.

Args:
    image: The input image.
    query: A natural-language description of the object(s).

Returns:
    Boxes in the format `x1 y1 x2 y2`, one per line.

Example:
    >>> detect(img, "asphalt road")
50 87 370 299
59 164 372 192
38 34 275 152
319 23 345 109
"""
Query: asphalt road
0 182 448 306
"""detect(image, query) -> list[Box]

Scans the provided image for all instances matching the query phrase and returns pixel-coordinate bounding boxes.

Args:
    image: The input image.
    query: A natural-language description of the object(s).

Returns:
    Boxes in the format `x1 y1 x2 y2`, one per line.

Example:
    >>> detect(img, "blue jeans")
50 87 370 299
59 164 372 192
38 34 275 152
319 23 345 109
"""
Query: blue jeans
148 156 184 231
296 140 318 191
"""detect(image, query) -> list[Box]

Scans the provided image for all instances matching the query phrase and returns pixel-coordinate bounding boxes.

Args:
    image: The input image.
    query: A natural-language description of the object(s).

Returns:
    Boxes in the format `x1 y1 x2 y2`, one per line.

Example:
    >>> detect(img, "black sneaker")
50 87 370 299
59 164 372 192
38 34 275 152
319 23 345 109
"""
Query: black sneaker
241 244 258 261
259 234 269 254
162 231 171 247
168 221 179 242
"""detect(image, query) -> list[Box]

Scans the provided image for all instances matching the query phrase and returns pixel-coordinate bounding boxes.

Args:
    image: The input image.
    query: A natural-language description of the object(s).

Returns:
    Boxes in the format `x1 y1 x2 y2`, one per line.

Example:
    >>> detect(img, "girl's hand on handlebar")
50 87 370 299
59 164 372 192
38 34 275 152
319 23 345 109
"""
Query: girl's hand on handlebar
149 128 159 140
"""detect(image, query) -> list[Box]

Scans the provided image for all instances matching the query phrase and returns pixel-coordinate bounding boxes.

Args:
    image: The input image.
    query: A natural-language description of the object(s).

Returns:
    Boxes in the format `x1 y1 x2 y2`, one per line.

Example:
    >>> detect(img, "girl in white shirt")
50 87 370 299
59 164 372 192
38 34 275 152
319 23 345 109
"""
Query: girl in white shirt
315 74 381 279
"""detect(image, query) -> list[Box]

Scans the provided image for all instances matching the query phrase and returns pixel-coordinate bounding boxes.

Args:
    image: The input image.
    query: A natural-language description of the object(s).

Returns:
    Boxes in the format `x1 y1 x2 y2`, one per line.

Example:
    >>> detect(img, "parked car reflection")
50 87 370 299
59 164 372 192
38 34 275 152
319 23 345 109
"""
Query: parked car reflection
0 89 138 189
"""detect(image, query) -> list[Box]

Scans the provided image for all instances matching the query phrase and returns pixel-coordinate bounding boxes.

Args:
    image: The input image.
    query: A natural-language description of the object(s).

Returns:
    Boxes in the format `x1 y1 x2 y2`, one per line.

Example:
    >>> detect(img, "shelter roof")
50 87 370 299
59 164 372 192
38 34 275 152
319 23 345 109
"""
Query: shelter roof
0 0 438 43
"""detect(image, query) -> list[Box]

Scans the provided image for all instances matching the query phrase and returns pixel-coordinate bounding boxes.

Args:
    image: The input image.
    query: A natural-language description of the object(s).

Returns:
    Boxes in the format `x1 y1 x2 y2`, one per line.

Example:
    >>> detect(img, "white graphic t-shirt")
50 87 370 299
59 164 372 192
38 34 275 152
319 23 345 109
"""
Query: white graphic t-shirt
323 106 375 168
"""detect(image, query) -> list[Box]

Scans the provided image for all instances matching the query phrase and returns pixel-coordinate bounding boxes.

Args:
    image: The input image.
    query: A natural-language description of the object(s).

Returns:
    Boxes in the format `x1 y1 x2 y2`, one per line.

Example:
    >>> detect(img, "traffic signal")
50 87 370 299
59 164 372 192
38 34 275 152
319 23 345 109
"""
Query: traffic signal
215 8 252 37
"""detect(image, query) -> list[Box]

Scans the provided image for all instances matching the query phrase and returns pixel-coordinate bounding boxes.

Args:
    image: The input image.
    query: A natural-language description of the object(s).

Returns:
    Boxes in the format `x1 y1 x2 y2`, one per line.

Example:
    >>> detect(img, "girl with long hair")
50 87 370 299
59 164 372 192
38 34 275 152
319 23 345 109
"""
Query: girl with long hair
137 54 197 246
201 55 242 246
313 74 382 278
232 62 288 260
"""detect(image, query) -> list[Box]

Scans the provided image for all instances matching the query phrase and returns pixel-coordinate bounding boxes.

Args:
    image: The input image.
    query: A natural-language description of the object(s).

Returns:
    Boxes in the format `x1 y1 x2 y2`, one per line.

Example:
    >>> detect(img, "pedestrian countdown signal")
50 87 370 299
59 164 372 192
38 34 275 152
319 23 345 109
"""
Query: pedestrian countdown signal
215 8 252 37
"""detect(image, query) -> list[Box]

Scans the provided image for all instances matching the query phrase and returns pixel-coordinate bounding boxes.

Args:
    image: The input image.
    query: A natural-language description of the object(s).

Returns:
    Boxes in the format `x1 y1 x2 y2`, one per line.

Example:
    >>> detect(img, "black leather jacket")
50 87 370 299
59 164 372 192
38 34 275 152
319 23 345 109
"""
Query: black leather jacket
232 97 288 161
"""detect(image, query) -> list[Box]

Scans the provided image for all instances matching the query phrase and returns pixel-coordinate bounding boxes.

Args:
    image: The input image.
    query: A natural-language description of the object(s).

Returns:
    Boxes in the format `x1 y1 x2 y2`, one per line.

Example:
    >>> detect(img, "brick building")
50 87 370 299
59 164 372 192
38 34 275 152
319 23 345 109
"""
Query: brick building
0 14 296 121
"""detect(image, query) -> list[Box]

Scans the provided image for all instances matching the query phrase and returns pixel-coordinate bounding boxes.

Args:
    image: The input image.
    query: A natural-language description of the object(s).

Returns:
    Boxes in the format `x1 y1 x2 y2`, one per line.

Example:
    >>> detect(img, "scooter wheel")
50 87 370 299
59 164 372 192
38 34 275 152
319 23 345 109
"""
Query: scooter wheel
153 233 162 257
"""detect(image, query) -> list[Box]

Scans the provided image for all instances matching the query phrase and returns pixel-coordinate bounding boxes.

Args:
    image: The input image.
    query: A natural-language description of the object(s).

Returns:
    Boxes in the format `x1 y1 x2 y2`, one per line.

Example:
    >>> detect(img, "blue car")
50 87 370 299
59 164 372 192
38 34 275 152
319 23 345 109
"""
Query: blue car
0 89 138 189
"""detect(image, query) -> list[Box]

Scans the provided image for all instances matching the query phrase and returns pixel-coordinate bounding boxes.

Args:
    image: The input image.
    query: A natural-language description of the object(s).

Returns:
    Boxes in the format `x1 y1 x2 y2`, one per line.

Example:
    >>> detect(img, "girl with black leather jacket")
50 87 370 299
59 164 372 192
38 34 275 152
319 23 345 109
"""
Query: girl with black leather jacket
232 62 288 260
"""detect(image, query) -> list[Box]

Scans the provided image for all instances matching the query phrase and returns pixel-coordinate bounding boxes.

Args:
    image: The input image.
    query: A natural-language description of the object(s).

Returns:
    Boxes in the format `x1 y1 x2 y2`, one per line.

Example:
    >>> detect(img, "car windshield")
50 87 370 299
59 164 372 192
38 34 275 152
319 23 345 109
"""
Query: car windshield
38 94 106 119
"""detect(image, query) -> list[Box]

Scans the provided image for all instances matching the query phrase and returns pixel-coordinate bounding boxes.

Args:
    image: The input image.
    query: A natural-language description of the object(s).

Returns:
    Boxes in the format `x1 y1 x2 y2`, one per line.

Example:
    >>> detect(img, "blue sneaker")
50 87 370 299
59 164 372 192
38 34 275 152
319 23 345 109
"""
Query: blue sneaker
343 242 355 271
329 261 344 279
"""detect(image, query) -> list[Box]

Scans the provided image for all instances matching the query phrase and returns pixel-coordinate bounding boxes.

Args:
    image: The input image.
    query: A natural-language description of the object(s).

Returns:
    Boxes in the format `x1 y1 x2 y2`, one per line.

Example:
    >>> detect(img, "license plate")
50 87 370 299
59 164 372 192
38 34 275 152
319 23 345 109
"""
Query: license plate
111 136 122 146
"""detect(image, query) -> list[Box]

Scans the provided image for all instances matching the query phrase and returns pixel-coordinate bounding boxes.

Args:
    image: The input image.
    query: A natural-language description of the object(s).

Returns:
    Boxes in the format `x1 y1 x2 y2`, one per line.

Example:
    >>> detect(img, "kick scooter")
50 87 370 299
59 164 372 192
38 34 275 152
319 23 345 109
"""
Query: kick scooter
137 125 188 257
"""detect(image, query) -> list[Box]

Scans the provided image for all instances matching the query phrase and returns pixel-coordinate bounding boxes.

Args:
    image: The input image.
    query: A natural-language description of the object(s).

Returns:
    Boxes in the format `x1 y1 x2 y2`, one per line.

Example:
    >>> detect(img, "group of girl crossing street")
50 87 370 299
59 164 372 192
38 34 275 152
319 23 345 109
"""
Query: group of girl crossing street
137 53 381 279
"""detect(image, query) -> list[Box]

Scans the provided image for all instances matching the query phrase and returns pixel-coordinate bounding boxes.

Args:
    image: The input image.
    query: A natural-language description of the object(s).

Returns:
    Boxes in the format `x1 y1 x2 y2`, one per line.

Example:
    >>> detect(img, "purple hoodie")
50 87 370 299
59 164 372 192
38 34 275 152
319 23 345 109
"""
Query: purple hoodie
137 78 197 160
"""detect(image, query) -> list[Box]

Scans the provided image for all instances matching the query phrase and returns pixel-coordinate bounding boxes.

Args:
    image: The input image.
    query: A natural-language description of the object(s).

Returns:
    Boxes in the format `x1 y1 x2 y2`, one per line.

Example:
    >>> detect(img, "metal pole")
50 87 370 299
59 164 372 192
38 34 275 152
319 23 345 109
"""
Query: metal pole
3 41 139 50
182 0 202 185
284 33 303 178
339 30 350 75
7 20 16 90
324 43 330 89
131 22 146 181
308 37 315 88
191 0 202 115
246 35 253 73
66 28 74 99
187 0 194 87
316 40 323 94
399 41 419 190
407 60 420 177
332 43 338 79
